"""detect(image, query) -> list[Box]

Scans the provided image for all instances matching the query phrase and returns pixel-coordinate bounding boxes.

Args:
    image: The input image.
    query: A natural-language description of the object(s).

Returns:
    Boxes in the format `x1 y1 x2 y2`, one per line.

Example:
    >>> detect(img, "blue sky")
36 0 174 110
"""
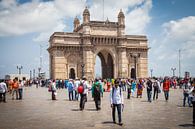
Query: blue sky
0 0 195 79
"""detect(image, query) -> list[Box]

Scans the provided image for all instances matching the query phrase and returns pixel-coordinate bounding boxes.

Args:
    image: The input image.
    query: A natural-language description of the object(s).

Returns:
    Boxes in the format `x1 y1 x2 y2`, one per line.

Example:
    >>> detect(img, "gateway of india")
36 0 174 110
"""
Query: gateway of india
48 7 148 80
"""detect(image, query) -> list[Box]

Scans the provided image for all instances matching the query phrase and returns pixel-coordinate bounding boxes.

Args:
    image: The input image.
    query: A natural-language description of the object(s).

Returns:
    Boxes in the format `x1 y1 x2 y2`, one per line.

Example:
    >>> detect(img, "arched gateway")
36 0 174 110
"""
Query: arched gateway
48 7 148 80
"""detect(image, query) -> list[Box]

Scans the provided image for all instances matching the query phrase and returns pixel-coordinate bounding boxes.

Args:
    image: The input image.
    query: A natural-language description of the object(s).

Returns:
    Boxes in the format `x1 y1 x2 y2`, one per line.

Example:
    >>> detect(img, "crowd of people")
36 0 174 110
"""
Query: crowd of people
46 77 195 126
1 77 195 126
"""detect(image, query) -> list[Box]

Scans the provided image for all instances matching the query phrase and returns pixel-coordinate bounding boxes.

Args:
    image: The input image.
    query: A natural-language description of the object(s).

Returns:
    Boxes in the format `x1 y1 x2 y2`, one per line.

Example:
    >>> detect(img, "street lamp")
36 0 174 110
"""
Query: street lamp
178 49 181 78
81 64 85 79
38 67 41 78
30 70 32 80
17 65 23 75
33 69 35 80
171 67 176 77
150 69 153 78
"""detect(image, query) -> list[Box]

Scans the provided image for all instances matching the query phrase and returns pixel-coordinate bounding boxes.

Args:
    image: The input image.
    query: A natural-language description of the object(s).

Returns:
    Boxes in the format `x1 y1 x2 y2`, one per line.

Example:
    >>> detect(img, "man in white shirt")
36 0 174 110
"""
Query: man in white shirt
110 79 124 126
0 80 8 103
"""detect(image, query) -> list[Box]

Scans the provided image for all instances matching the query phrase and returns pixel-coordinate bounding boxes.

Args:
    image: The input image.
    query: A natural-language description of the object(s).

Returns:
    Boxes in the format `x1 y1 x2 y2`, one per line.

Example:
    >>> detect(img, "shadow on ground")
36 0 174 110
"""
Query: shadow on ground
179 124 194 127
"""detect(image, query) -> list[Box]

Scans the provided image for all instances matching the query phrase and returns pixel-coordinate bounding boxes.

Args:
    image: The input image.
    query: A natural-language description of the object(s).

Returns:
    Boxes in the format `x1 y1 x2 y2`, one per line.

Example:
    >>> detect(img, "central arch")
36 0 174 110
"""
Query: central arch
95 50 114 79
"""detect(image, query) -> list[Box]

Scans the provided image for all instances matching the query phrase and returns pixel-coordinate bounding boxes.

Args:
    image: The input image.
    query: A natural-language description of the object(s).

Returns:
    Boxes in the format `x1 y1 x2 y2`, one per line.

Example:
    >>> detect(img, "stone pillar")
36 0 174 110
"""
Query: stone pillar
118 47 128 78
138 51 148 78
83 48 94 80
52 50 66 79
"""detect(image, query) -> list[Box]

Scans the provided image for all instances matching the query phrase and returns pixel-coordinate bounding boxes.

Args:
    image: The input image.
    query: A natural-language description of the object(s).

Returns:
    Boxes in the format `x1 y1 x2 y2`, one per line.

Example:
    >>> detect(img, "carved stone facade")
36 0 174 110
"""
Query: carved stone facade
48 8 148 80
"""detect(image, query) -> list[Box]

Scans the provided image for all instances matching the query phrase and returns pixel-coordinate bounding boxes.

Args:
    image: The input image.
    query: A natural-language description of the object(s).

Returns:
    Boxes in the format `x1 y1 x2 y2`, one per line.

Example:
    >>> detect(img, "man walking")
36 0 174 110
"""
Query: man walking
92 78 103 110
146 79 153 102
153 79 159 100
67 79 74 101
110 80 124 126
163 77 170 101
12 79 19 100
0 80 8 103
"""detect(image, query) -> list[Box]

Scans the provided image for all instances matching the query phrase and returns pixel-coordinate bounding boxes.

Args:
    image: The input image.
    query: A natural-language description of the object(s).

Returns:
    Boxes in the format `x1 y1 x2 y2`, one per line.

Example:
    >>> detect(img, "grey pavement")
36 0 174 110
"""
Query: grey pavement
0 86 194 129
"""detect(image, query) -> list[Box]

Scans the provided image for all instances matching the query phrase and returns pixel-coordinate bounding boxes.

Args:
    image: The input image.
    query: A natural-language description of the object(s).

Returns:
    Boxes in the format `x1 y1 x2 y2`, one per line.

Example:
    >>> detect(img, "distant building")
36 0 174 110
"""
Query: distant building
5 74 30 80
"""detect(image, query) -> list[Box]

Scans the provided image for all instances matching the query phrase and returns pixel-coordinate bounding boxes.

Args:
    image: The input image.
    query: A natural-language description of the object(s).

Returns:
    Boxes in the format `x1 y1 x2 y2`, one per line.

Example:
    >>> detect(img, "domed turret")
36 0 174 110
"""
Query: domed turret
118 9 125 25
83 7 90 24
74 16 80 30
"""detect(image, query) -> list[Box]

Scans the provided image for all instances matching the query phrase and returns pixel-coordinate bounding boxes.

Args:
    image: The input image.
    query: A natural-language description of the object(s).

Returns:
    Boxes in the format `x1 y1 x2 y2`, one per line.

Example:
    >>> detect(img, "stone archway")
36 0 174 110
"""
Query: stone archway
48 8 148 80
96 50 114 79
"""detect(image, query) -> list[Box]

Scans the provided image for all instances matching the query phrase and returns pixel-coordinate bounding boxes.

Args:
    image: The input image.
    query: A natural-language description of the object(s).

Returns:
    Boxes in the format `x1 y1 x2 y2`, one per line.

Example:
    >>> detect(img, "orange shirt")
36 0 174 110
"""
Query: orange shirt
163 80 170 91
12 82 19 89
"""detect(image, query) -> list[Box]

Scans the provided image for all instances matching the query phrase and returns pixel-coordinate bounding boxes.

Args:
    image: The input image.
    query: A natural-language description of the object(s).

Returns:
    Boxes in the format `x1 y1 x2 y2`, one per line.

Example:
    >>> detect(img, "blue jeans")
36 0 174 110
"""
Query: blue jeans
147 90 152 102
69 91 73 101
164 91 169 101
183 93 190 106
18 88 23 100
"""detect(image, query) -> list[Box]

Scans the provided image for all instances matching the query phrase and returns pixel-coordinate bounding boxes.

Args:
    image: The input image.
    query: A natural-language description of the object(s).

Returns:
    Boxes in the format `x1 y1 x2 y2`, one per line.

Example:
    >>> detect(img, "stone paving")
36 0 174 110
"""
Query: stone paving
0 86 194 129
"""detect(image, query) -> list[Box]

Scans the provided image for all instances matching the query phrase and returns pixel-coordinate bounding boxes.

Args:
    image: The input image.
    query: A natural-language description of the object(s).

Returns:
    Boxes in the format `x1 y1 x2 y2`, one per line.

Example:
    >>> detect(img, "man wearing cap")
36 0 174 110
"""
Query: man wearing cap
110 79 124 126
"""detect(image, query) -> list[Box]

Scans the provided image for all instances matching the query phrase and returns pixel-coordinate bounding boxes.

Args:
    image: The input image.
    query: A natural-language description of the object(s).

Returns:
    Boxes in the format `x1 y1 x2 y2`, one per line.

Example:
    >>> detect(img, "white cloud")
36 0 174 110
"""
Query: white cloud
0 0 152 41
89 0 152 34
0 0 86 38
150 16 195 76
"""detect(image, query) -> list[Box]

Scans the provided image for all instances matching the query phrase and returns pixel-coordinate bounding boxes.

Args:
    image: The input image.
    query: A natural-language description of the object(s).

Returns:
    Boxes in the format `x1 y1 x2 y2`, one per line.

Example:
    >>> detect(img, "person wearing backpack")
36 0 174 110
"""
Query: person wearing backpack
153 79 159 100
110 79 124 126
92 78 103 110
79 77 88 110
67 79 74 101
146 79 153 102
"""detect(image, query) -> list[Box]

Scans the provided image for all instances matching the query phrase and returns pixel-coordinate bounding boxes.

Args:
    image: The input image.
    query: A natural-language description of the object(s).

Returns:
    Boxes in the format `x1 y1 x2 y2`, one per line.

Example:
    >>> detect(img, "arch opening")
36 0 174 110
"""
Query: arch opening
95 50 114 79
69 68 75 79
131 68 136 79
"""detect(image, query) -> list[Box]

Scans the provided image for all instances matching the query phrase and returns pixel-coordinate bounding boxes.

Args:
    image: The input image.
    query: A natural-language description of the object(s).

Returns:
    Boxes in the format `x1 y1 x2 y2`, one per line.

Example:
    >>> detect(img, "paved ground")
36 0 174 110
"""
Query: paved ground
0 86 194 129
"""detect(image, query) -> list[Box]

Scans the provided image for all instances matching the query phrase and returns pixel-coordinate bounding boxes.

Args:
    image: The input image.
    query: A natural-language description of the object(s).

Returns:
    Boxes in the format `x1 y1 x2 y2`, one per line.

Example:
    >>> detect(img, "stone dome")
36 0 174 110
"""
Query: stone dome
83 7 90 16
118 9 125 18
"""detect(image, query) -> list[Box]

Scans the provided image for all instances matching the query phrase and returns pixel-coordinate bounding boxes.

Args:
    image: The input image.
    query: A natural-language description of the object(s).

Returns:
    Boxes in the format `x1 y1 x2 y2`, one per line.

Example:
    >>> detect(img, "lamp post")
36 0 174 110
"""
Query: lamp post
30 70 32 80
150 69 153 78
17 65 23 75
38 67 41 79
17 65 23 81
81 64 85 79
178 49 181 78
171 67 176 77
33 69 35 80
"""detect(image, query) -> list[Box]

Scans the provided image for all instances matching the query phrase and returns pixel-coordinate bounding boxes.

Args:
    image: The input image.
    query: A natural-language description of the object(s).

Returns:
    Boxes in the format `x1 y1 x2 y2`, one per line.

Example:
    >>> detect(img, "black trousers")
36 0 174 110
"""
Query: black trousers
127 88 131 99
18 88 23 100
0 93 6 102
94 96 101 110
51 91 56 100
80 94 87 110
112 104 122 123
